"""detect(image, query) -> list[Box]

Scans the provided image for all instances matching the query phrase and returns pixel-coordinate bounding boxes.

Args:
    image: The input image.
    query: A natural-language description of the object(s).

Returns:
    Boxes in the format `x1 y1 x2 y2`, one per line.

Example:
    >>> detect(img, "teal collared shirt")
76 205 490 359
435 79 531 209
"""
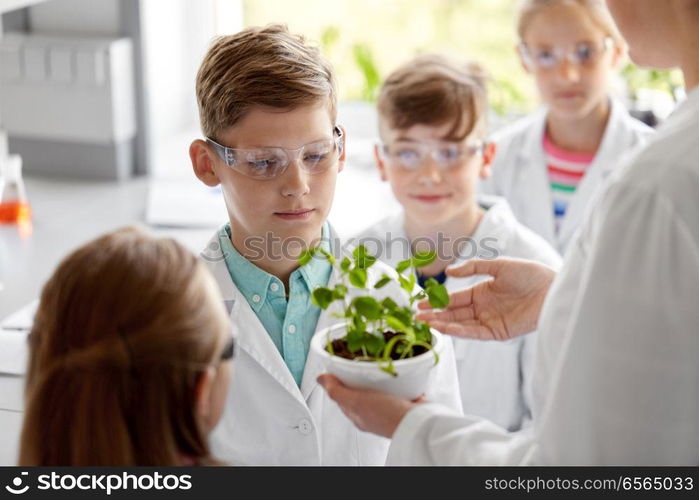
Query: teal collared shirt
219 222 333 386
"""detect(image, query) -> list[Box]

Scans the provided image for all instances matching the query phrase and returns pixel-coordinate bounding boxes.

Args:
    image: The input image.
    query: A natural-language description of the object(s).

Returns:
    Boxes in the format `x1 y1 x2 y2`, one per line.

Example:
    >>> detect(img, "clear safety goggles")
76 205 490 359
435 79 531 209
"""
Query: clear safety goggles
518 37 614 70
379 139 485 171
206 126 344 180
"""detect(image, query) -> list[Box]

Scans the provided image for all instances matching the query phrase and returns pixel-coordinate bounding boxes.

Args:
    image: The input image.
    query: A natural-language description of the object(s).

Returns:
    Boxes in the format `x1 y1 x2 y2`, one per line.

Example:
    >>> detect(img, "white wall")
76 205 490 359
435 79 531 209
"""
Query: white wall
141 0 243 176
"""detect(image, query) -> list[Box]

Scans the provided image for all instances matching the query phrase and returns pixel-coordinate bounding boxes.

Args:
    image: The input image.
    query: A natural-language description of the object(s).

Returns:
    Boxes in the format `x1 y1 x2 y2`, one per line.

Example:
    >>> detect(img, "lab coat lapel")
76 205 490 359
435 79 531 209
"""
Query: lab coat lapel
557 99 627 248
446 196 512 292
517 108 557 245
202 233 306 406
298 266 344 401
298 224 348 401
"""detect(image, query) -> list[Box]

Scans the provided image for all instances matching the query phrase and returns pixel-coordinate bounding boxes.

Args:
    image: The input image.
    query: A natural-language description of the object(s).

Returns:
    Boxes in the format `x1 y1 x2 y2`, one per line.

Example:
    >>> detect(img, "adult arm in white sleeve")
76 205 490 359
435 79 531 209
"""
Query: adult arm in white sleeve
386 403 535 465
535 184 699 465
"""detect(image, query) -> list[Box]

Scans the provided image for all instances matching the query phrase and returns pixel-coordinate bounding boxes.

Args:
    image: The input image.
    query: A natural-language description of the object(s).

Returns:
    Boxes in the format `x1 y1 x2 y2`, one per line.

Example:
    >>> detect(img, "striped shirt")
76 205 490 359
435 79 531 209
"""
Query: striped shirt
543 133 595 234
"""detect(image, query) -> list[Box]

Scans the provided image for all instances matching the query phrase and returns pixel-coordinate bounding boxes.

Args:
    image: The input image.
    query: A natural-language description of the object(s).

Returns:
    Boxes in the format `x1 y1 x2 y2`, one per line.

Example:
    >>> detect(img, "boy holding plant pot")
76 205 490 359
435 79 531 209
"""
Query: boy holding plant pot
188 25 461 465
355 54 561 431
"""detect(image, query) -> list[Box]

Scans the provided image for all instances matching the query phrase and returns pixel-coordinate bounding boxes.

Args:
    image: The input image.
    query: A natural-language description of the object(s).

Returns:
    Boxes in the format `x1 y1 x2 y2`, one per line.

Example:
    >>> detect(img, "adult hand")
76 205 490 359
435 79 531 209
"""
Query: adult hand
317 374 420 438
417 258 556 341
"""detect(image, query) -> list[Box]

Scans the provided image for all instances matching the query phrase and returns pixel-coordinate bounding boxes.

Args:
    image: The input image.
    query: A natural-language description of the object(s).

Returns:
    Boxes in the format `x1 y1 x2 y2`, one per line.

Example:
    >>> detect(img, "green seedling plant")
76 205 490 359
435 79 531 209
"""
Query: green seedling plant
299 245 450 376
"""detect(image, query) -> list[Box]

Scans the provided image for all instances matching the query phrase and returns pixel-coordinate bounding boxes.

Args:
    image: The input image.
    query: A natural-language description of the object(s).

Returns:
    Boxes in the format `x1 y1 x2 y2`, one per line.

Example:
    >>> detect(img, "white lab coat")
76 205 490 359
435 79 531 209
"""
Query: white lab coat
201 224 462 465
386 87 699 465
482 98 653 255
353 195 562 431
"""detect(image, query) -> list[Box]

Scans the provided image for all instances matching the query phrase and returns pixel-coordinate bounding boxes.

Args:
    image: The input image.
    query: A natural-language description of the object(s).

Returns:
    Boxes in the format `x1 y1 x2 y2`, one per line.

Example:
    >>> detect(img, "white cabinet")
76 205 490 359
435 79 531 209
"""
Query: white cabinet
0 374 24 466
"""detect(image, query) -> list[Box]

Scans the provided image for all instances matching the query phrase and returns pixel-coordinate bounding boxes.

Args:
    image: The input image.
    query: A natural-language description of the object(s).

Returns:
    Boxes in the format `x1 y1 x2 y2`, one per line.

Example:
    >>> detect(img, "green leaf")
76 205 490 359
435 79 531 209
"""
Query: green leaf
412 250 437 268
353 245 377 270
396 259 412 274
311 287 334 309
340 257 352 272
380 361 397 377
414 321 432 343
349 268 368 288
352 245 367 258
320 26 340 51
352 296 382 320
298 248 316 266
351 315 367 334
364 333 386 356
381 297 398 311
393 307 414 327
353 43 381 102
385 315 407 332
398 274 414 294
347 337 364 353
346 327 364 352
319 248 336 265
374 274 391 289
332 284 348 300
425 278 450 309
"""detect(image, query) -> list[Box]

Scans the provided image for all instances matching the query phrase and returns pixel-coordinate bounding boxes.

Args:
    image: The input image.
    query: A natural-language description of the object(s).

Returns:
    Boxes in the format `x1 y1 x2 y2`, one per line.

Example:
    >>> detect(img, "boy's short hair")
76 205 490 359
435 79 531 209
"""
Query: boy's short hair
377 54 489 141
196 24 337 140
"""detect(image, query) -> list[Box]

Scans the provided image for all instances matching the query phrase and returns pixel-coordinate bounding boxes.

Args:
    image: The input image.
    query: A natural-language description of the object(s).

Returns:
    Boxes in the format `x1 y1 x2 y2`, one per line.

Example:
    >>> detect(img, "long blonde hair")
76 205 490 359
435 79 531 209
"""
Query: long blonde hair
517 0 625 47
19 226 230 465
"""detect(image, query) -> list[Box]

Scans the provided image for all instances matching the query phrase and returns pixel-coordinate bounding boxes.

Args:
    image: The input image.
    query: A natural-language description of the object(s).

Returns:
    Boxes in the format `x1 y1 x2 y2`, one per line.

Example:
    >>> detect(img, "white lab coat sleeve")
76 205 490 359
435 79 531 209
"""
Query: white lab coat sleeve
535 184 699 464
386 403 534 465
519 331 537 428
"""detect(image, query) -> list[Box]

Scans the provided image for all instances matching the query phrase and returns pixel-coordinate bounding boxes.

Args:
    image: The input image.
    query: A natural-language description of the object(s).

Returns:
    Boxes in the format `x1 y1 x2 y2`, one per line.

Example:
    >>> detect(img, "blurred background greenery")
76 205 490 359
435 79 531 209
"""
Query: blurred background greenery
243 0 683 117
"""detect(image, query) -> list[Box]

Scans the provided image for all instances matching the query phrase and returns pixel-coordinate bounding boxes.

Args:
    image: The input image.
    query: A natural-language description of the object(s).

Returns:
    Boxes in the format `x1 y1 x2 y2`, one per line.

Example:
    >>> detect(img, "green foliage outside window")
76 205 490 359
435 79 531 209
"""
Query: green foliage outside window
244 0 684 115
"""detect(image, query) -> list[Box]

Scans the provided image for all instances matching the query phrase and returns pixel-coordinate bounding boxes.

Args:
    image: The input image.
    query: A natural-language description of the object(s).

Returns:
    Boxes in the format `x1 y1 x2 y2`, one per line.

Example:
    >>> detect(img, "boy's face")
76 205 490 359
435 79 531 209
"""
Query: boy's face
375 121 493 228
191 103 344 254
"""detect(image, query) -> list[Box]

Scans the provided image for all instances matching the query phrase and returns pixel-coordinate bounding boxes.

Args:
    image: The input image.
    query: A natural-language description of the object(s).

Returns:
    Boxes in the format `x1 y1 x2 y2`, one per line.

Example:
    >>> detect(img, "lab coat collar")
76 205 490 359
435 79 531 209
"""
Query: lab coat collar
215 222 333 312
471 195 514 249
516 107 557 244
515 98 642 250
296 222 335 292
455 194 517 265
555 98 633 246
216 223 273 313
202 233 305 404
298 223 350 401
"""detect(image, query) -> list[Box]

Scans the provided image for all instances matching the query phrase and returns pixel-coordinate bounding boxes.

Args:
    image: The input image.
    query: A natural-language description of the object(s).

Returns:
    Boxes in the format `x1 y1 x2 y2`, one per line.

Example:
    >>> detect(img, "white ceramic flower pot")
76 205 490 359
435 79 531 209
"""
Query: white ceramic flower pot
311 322 443 400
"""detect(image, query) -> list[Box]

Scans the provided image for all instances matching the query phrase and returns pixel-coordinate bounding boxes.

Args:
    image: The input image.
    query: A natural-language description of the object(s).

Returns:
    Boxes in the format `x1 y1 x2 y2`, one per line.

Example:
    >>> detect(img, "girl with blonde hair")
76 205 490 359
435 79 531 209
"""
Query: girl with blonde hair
484 0 653 255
